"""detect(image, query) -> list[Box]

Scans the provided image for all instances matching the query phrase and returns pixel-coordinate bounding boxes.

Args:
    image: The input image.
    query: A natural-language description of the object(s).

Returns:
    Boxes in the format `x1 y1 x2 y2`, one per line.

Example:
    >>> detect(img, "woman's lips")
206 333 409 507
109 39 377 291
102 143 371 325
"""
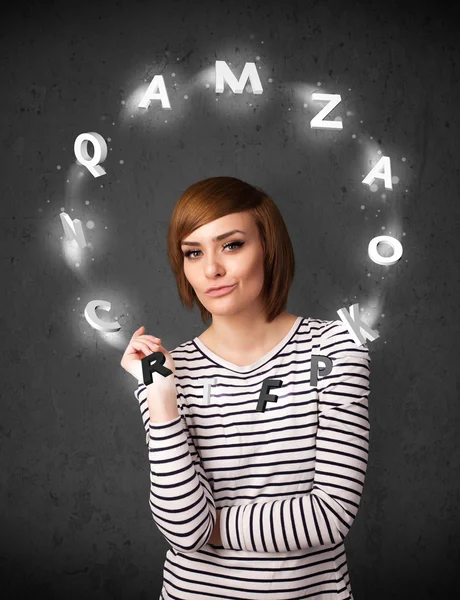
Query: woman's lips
206 284 237 297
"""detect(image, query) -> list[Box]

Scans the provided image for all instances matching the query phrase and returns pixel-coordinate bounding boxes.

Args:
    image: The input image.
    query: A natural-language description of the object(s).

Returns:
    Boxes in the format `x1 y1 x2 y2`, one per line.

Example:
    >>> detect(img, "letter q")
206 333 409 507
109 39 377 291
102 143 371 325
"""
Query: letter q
74 132 108 177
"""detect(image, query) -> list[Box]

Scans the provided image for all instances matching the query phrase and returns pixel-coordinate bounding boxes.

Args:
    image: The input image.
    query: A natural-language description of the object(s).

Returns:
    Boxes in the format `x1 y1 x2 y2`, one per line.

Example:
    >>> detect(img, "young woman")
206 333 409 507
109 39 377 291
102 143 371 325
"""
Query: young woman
120 176 370 600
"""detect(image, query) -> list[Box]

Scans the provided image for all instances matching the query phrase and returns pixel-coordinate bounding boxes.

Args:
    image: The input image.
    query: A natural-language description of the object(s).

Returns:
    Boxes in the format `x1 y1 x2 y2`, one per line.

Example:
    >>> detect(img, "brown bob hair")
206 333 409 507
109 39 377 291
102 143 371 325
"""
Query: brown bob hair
167 176 295 325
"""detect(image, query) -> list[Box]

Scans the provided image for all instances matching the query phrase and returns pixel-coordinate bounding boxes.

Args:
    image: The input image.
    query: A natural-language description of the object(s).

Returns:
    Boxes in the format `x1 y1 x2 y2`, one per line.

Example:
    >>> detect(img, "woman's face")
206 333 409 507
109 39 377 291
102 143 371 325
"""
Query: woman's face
180 211 266 317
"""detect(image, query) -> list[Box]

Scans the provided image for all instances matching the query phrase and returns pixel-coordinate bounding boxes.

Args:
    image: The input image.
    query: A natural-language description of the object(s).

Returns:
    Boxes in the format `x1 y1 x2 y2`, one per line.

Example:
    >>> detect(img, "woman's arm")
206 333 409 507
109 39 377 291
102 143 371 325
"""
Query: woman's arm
219 320 371 552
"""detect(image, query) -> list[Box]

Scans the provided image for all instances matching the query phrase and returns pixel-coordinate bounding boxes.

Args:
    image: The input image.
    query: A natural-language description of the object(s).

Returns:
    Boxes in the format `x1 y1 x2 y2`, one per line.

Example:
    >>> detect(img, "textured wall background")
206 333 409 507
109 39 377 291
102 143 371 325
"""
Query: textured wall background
1 0 459 598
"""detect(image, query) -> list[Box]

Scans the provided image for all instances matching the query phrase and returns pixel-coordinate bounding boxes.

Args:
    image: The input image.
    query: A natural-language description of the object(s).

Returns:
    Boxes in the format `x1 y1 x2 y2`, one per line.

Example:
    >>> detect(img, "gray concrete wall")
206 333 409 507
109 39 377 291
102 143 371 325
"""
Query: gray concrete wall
1 0 459 598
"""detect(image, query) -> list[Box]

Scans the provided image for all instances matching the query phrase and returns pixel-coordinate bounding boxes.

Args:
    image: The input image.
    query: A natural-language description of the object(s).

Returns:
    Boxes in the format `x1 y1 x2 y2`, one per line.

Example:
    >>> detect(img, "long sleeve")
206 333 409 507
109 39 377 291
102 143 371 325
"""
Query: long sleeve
134 381 152 444
135 381 217 553
220 318 371 552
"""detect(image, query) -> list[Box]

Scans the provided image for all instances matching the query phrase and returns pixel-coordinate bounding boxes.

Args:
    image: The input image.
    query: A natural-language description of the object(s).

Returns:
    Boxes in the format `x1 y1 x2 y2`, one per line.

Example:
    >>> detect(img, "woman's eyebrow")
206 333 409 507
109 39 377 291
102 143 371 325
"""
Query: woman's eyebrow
181 229 246 246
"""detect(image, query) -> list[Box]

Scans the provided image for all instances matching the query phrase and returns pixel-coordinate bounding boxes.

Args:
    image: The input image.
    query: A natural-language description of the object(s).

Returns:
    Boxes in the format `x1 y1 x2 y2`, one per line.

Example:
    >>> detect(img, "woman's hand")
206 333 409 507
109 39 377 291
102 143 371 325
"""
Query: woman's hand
208 509 222 546
120 325 175 382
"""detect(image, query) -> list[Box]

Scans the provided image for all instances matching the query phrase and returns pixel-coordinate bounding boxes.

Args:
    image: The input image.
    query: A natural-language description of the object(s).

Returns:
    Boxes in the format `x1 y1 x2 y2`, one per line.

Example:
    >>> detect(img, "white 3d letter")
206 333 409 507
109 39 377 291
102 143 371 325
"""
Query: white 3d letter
336 303 380 347
59 212 87 248
84 300 121 332
74 132 107 178
362 156 393 190
201 378 219 405
368 235 403 266
215 60 263 94
310 93 343 130
138 75 171 109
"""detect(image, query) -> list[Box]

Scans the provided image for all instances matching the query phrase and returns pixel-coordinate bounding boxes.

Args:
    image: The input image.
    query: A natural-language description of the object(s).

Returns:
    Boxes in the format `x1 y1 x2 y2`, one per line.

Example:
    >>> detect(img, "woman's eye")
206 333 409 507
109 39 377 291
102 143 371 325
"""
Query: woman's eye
183 240 244 259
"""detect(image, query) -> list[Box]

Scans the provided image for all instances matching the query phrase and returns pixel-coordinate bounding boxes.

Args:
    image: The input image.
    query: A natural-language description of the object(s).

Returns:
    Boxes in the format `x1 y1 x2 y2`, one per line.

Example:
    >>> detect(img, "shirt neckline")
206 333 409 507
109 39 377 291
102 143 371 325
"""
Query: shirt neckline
192 316 305 373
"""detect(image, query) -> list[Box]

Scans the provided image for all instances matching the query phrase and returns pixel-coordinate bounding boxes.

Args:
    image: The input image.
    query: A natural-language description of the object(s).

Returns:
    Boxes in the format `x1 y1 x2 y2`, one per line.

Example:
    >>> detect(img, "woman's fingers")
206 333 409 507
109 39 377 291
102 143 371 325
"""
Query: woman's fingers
130 331 164 356
137 334 162 345
145 335 162 343
132 340 156 356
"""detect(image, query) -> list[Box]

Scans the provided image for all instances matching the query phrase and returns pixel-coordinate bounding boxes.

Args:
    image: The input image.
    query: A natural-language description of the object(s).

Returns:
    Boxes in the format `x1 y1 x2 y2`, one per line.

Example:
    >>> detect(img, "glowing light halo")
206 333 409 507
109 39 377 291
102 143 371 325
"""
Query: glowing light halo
59 59 406 347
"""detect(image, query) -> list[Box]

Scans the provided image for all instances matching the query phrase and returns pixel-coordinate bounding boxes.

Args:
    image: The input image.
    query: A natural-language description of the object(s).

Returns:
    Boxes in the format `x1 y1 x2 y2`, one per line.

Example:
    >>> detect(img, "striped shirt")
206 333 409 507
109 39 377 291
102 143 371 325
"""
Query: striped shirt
134 316 371 600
